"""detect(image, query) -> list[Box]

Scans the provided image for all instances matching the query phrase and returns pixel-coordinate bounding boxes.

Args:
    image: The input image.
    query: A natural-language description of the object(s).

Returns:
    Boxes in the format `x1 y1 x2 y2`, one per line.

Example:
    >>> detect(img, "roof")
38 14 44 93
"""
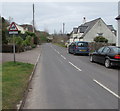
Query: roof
73 28 78 34
78 26 88 33
80 18 101 37
77 18 116 38
107 25 116 31
20 24 34 32
116 15 120 20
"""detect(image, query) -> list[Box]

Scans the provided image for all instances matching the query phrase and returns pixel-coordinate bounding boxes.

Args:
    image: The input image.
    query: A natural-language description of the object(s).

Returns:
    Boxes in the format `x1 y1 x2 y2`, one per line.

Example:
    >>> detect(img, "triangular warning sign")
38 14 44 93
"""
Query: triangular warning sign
9 22 18 31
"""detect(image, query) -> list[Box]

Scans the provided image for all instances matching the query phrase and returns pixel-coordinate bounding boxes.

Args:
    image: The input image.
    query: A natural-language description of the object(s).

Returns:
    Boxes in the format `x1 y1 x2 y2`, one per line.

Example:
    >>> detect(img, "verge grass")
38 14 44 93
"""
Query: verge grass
2 61 34 109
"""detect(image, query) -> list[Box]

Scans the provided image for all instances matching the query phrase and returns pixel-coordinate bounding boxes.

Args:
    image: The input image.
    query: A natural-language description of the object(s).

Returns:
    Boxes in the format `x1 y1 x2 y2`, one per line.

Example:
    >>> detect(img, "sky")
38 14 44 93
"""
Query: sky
1 2 119 34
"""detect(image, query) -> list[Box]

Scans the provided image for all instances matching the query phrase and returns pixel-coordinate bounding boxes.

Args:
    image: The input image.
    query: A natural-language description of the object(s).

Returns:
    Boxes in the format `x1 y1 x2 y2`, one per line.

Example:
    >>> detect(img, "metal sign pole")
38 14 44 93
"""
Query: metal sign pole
13 34 16 63
8 22 18 63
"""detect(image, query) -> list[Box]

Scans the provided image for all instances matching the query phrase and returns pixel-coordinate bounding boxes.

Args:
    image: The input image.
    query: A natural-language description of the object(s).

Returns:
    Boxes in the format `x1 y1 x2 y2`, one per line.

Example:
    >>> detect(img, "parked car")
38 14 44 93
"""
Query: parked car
90 46 120 68
68 41 89 55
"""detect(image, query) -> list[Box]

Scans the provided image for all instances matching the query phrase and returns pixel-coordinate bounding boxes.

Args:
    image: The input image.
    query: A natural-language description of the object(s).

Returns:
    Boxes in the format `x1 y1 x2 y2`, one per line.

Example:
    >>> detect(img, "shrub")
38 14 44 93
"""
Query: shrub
94 36 108 43
25 36 33 46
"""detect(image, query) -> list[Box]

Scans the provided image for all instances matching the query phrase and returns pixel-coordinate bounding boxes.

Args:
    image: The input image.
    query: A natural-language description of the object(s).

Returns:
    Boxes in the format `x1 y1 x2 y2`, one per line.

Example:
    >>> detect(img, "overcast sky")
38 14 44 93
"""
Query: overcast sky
1 2 119 34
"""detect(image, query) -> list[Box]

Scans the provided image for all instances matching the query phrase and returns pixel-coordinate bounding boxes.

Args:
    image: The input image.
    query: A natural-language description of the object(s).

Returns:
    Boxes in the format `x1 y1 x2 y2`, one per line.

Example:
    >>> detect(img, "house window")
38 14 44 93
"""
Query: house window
97 33 103 36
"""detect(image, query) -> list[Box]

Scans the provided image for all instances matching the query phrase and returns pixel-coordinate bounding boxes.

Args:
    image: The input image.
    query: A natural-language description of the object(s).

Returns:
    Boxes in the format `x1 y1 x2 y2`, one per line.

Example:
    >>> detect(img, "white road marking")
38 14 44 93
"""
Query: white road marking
57 51 60 54
53 48 60 54
68 61 82 71
61 55 66 60
58 59 63 64
93 79 120 99
36 53 41 63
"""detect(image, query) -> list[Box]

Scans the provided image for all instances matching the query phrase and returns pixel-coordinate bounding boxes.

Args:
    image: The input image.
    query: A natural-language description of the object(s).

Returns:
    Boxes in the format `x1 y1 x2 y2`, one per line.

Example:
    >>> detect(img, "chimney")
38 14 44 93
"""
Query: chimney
83 17 86 24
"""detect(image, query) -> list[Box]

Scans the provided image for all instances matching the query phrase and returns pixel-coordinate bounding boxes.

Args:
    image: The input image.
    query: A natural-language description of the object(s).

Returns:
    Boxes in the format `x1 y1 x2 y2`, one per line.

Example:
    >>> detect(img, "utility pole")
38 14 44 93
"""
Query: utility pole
33 3 35 33
63 23 65 35
115 1 120 46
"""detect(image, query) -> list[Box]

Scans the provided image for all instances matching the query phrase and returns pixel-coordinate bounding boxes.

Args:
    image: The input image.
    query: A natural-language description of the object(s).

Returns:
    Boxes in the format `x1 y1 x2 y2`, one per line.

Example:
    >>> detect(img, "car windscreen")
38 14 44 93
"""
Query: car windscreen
112 47 120 53
77 42 88 47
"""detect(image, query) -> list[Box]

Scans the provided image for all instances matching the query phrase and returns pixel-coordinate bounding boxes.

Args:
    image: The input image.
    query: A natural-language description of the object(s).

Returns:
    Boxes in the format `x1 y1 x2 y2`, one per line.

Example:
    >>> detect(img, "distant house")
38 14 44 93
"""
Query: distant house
70 18 116 43
20 24 34 32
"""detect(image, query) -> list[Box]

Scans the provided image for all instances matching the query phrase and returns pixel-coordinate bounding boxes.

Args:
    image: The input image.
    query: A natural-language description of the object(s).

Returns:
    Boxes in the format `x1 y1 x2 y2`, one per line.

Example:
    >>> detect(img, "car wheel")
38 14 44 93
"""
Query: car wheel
105 59 111 68
90 55 94 62
73 51 76 55
68 49 70 53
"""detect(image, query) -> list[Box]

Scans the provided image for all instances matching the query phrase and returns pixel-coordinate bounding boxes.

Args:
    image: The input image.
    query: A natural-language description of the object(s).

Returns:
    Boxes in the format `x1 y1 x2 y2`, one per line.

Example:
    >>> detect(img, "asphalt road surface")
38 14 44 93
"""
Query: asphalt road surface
24 43 119 109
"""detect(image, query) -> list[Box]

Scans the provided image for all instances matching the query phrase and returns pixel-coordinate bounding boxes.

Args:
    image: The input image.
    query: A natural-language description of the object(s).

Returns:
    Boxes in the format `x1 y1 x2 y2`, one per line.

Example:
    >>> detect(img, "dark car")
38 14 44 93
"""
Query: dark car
68 41 89 55
90 46 120 68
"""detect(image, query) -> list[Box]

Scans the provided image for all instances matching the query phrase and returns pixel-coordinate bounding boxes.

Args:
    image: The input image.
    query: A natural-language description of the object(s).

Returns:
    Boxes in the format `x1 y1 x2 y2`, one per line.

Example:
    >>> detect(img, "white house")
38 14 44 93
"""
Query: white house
70 18 116 43
116 1 120 46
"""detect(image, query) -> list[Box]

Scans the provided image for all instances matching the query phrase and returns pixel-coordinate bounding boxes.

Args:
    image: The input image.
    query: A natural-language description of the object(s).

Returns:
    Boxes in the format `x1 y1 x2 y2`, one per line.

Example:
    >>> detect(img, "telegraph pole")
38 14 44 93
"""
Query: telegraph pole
33 3 35 33
63 23 65 35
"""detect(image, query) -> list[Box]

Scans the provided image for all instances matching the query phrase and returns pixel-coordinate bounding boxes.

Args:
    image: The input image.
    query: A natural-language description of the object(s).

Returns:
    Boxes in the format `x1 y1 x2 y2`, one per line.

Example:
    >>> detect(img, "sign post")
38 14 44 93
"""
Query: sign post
8 22 18 63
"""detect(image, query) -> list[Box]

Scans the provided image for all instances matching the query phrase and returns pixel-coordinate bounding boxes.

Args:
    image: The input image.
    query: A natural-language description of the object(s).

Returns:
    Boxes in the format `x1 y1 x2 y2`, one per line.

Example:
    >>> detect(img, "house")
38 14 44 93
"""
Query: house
70 18 116 43
20 24 34 32
115 1 120 46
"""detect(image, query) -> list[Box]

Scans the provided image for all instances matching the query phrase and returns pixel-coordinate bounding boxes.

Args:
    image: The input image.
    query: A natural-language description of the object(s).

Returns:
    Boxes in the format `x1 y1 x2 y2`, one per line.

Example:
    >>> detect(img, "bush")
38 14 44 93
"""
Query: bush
14 36 23 46
94 36 108 43
25 31 36 37
25 36 33 46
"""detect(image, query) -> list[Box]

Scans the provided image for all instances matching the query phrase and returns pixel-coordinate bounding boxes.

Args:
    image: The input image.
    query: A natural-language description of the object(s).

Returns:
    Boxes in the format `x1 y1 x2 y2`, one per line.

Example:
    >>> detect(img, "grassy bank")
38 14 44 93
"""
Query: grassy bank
2 61 34 109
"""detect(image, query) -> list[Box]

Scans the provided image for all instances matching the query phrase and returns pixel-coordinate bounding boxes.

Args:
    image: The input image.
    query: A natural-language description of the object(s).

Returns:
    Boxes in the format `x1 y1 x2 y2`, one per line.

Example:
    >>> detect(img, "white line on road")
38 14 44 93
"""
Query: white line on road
61 55 66 60
93 79 120 99
54 49 60 54
57 51 60 54
58 59 63 64
68 61 82 71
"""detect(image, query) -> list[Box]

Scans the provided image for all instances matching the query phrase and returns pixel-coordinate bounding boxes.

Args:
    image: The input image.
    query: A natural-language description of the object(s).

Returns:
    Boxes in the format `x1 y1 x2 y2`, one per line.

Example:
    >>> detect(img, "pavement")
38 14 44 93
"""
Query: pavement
23 43 119 109
1 45 41 64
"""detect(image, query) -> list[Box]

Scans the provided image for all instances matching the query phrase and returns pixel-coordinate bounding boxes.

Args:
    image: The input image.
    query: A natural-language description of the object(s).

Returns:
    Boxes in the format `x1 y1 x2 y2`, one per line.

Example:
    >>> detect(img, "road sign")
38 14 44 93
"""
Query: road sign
9 22 18 32
8 22 18 62
9 31 18 34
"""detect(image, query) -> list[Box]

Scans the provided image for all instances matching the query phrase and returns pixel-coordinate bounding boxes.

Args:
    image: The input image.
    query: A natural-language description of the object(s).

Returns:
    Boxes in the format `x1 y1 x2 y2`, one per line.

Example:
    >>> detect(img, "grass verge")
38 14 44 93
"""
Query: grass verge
2 61 34 109
53 43 66 48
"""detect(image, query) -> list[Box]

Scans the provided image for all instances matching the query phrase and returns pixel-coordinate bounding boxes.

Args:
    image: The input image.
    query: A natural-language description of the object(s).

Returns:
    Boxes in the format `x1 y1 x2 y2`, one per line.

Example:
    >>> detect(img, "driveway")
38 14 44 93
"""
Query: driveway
2 45 41 64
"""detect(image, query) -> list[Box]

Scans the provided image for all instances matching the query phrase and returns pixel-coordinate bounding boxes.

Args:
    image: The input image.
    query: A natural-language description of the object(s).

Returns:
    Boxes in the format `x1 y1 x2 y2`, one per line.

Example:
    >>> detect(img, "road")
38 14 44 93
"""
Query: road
24 43 119 109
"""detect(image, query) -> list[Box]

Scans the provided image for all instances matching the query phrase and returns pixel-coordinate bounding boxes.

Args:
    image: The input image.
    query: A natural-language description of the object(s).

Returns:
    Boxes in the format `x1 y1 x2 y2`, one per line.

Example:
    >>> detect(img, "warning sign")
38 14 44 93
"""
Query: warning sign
8 22 18 31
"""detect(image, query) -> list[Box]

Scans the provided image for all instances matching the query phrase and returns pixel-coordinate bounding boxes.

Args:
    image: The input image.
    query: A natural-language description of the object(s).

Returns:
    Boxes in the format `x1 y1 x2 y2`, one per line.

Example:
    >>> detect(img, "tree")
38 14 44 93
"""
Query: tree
2 17 10 44
94 36 108 43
